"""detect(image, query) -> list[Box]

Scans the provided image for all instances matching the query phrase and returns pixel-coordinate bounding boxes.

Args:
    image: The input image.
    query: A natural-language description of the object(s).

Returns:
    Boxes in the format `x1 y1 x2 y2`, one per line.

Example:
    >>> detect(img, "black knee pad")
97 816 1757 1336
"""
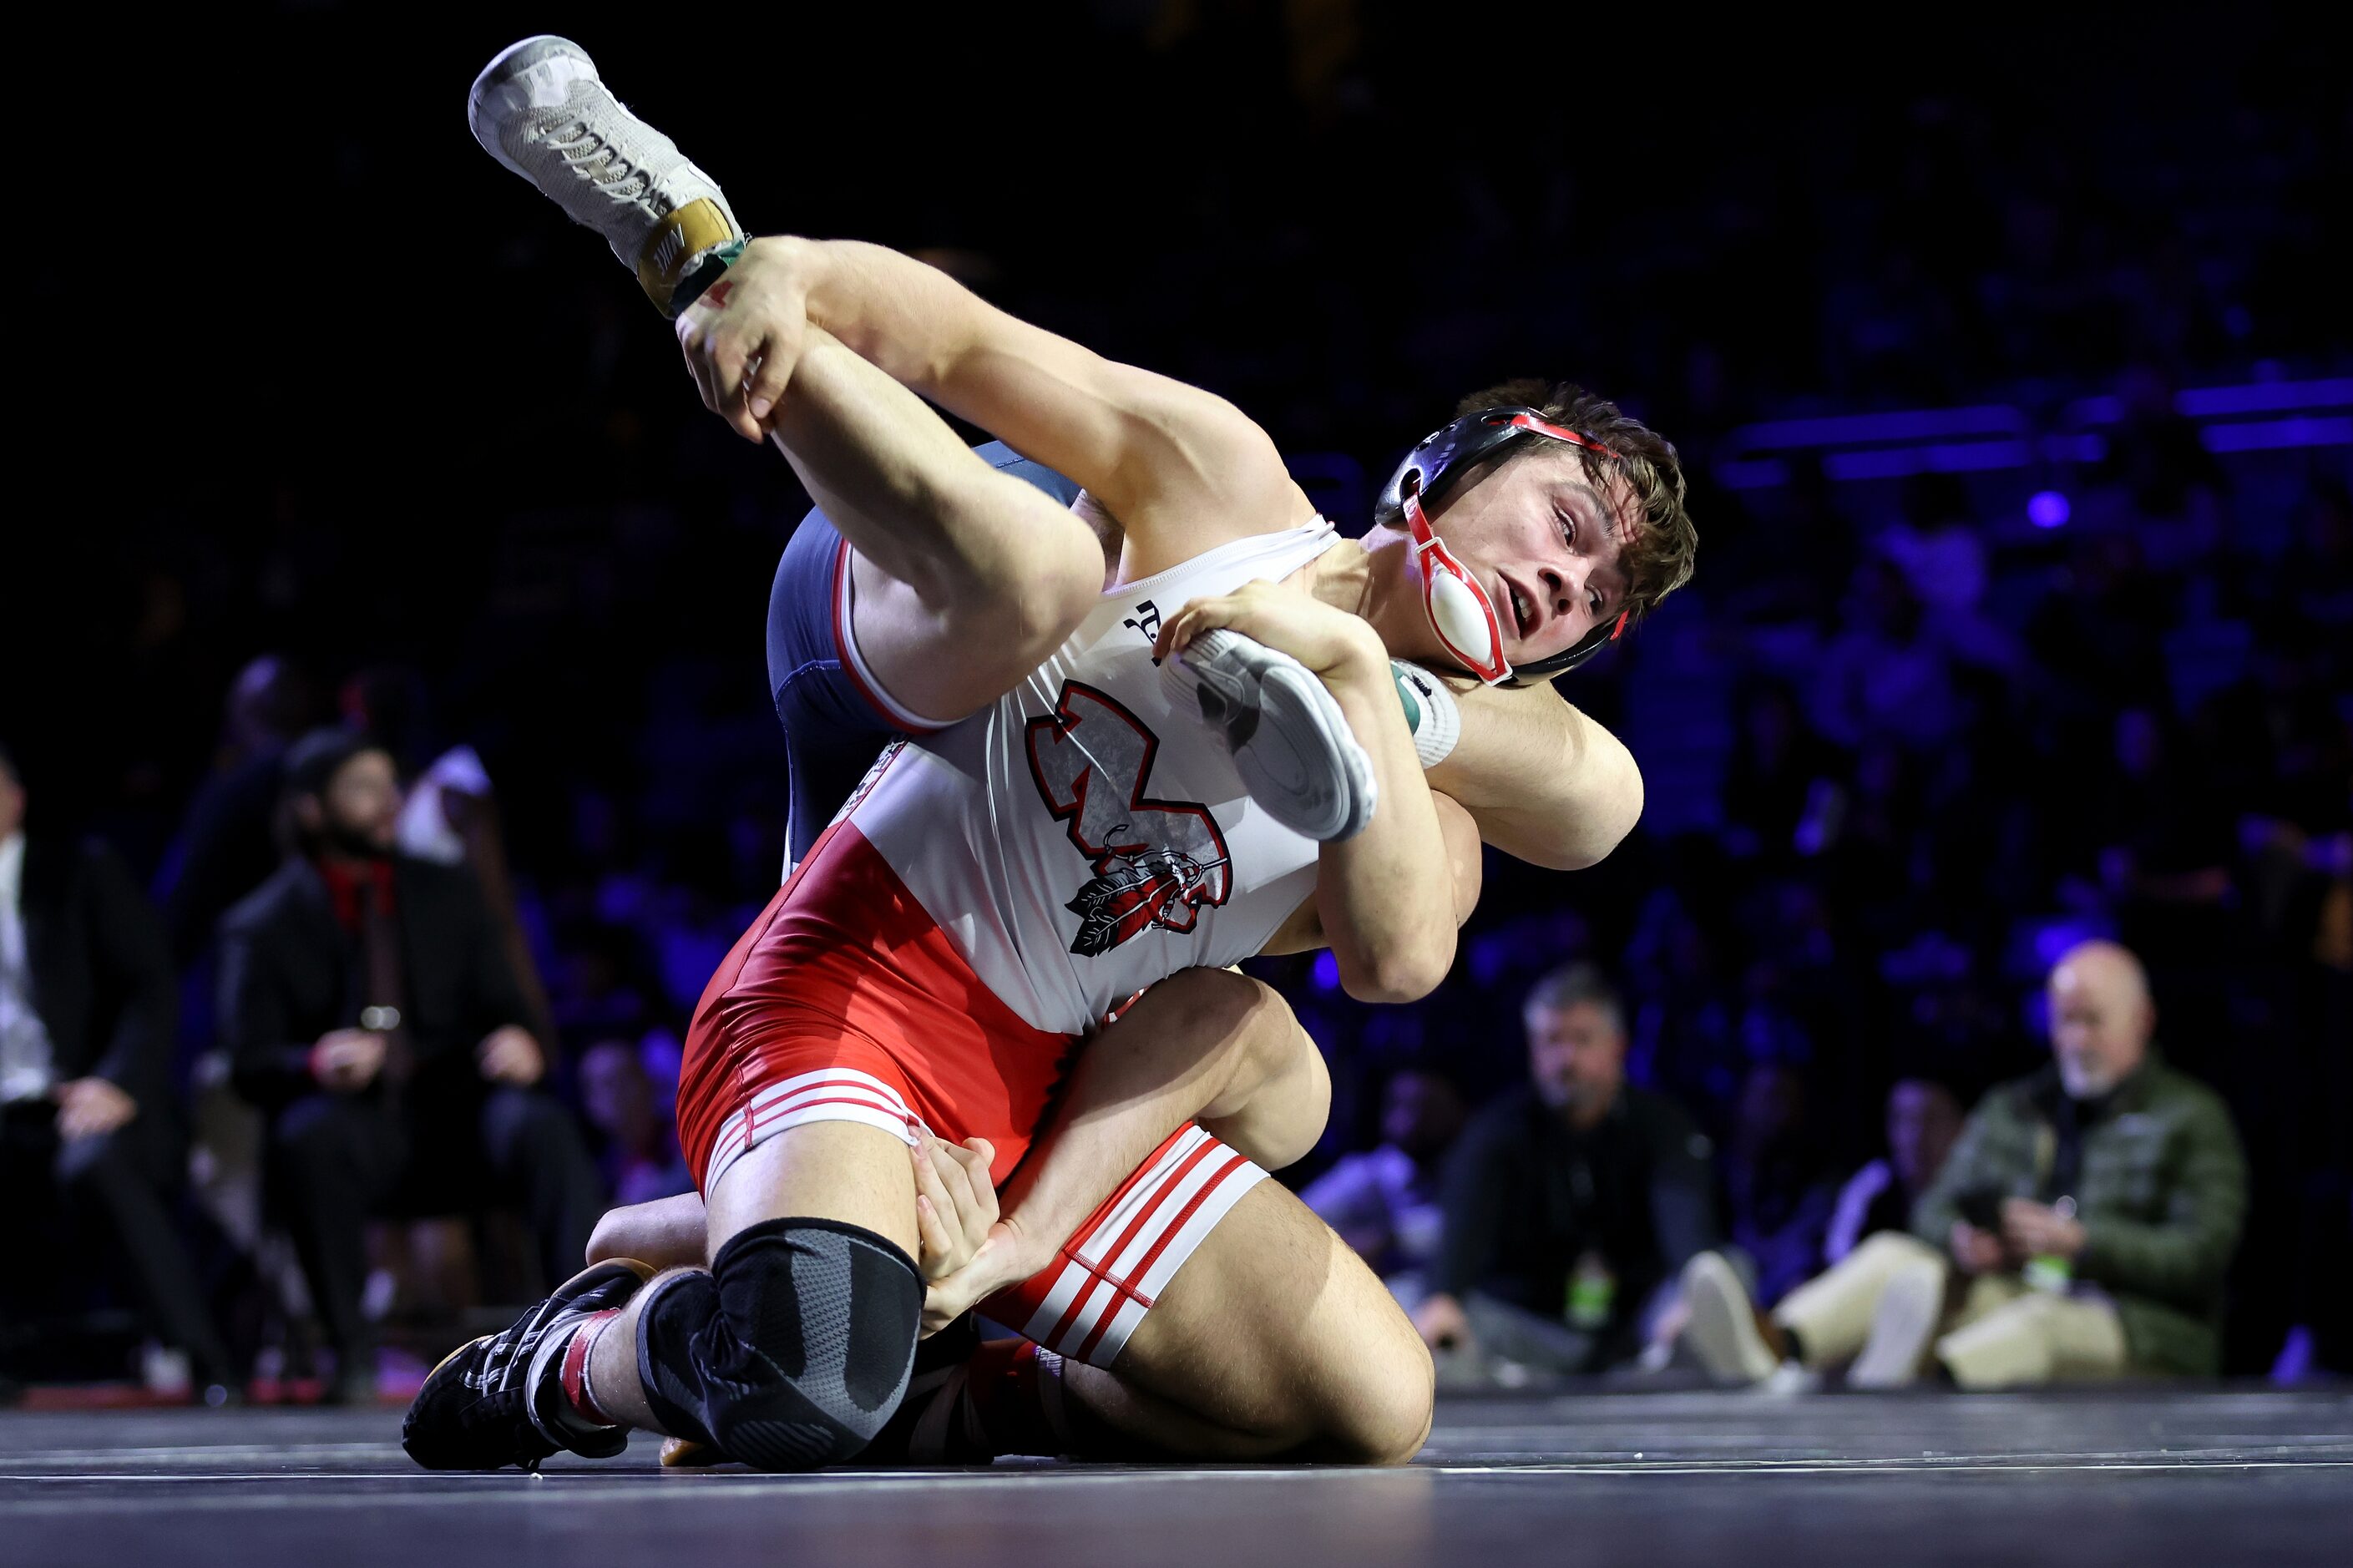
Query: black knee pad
638 1217 920 1471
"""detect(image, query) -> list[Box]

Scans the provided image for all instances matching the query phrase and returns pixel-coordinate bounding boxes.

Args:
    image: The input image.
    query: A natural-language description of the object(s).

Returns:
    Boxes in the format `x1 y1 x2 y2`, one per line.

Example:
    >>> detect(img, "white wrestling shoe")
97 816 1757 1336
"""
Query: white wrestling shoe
1162 630 1376 842
468 35 743 314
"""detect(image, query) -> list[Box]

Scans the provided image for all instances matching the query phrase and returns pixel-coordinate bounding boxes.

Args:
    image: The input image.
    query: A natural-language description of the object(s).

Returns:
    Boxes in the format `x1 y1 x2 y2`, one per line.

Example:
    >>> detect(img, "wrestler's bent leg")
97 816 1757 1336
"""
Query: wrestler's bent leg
934 1173 1430 1466
576 1121 924 1469
1069 1179 1434 1464
591 967 1329 1291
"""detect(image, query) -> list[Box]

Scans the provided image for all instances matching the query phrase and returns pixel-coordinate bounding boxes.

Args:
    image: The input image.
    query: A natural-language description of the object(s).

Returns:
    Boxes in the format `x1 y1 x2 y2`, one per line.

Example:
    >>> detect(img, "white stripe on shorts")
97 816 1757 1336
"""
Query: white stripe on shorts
702 1066 927 1196
1015 1125 1267 1368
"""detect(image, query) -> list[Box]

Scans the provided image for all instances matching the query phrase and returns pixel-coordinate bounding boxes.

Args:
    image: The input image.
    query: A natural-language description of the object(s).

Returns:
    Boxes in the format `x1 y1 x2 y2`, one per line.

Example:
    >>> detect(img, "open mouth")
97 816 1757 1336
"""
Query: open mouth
1502 576 1534 640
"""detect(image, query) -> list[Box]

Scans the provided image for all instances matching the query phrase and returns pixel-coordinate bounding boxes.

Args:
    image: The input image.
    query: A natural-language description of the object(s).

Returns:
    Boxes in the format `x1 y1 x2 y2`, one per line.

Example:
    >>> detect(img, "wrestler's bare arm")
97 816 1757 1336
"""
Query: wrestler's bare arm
1431 679 1644 870
691 240 1642 872
1078 503 1642 871
697 241 1647 869
1152 579 1457 1003
683 236 1308 572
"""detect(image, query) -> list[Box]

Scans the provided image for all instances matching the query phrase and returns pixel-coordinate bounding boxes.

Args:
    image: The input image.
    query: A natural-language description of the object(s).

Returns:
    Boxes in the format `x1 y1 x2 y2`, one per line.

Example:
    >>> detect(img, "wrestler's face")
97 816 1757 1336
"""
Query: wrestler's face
1429 448 1637 667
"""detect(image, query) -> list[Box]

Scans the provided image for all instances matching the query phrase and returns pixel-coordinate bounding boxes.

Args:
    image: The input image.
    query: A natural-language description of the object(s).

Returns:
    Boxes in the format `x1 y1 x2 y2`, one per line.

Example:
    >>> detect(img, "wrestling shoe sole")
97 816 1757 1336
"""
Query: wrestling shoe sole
1161 629 1376 842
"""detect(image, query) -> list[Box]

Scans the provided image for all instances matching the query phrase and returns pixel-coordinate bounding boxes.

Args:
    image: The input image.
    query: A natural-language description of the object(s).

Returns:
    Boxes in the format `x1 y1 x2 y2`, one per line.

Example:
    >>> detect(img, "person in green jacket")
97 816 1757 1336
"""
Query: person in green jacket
1677 938 2247 1388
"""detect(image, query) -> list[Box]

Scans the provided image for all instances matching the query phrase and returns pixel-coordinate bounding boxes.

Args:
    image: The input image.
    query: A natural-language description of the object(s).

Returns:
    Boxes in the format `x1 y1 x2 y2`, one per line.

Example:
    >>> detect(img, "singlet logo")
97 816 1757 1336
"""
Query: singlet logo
1121 599 1163 662
1025 680 1232 957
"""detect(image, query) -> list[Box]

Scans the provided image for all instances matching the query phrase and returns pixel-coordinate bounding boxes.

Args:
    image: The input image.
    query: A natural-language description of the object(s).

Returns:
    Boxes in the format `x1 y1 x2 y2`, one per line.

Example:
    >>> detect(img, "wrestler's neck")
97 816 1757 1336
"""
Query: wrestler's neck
1307 526 1452 669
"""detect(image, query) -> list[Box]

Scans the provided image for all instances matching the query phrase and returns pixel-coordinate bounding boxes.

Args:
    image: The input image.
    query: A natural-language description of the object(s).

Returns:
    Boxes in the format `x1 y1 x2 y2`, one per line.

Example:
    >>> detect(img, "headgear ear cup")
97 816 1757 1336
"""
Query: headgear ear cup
1429 573 1499 664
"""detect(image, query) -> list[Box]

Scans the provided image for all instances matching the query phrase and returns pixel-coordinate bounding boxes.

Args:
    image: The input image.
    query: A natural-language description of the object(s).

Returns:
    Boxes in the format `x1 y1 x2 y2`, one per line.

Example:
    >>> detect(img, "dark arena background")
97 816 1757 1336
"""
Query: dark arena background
5 3 2349 1563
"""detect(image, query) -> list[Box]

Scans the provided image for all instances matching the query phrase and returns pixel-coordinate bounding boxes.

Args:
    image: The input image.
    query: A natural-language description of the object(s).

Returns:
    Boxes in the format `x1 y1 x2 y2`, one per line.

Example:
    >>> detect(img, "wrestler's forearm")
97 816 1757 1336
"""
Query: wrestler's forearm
788 238 991 392
782 239 1293 536
1425 680 1643 870
1313 660 1458 1004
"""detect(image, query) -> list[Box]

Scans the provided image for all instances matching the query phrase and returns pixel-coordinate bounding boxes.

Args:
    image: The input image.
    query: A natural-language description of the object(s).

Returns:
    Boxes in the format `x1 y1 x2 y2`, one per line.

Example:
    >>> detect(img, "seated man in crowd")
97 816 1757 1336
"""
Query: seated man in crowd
0 743 237 1399
1302 1062 1467 1308
1414 963 1720 1378
1821 1074 1965 1268
1680 939 2246 1389
217 729 605 1402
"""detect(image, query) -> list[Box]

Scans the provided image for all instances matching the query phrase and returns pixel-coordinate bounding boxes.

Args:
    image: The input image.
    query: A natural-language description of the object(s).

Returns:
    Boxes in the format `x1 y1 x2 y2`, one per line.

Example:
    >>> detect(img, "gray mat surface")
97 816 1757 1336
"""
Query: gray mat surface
4 1389 2348 1565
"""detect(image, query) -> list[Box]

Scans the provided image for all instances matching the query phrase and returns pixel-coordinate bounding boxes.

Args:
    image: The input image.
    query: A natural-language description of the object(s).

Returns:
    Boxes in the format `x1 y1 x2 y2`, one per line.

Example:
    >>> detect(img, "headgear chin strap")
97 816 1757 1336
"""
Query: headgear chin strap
1376 407 1632 685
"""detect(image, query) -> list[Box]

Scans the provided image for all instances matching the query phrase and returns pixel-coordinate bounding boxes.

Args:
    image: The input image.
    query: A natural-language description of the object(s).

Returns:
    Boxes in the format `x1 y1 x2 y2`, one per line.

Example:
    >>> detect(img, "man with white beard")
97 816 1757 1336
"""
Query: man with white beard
1679 939 2248 1389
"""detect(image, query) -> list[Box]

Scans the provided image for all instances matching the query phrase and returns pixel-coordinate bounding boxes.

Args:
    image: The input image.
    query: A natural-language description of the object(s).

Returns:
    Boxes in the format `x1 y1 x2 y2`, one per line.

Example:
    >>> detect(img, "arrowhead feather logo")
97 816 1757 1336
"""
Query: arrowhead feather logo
1024 681 1232 957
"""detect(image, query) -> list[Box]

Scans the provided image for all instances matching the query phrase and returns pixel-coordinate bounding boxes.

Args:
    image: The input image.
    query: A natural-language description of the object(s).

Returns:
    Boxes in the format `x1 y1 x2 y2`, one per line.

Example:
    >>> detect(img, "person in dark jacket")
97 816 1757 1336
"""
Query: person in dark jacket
0 743 236 1396
1414 963 1719 1375
217 729 600 1399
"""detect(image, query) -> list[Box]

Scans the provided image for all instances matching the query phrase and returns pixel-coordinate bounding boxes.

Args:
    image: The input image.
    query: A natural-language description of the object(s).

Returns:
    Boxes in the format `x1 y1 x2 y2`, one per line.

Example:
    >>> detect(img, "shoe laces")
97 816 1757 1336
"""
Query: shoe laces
541 120 655 205
465 1304 559 1396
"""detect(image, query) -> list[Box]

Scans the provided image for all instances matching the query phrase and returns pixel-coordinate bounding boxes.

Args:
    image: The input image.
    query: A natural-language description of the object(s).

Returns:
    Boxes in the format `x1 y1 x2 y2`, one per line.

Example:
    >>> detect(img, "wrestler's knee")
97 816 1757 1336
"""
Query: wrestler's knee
649 1218 921 1471
1318 1331 1435 1466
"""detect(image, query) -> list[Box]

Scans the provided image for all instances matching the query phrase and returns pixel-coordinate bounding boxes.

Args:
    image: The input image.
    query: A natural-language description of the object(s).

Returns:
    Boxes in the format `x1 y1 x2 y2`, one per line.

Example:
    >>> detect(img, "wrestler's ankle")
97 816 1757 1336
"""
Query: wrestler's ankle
559 1309 623 1428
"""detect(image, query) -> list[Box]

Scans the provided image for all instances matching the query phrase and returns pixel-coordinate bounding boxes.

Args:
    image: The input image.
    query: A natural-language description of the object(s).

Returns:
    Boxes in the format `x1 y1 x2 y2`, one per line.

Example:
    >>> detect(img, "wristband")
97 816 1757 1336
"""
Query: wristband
1390 660 1461 770
655 225 749 317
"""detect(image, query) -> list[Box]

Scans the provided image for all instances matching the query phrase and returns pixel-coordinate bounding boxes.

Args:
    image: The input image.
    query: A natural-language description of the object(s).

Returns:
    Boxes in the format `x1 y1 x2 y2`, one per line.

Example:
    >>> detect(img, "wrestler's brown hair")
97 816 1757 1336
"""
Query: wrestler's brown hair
1452 378 1698 622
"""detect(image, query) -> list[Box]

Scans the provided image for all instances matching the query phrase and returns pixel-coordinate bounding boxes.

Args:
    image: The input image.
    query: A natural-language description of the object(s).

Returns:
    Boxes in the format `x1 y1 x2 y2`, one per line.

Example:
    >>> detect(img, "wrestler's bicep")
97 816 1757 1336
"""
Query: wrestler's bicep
936 314 1311 569
1258 794 1481 959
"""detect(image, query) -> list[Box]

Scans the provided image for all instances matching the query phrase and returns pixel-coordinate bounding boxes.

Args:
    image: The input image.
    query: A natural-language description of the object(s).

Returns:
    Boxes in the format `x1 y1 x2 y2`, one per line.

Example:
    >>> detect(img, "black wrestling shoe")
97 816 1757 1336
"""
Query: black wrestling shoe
401 1258 655 1471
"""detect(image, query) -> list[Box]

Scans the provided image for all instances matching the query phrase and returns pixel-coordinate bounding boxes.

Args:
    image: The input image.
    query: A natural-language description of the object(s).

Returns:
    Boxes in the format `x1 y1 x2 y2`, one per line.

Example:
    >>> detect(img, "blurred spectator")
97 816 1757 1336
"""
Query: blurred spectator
156 655 316 964
2093 362 2227 531
1810 559 1969 754
1623 886 1743 1124
216 729 602 1400
1720 1061 1838 1308
1719 680 1839 867
1678 940 2244 1389
1414 964 1719 1378
1821 1076 1966 1267
1879 473 1987 620
577 1037 691 1207
0 743 236 1395
1301 1064 1466 1303
347 663 558 1051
